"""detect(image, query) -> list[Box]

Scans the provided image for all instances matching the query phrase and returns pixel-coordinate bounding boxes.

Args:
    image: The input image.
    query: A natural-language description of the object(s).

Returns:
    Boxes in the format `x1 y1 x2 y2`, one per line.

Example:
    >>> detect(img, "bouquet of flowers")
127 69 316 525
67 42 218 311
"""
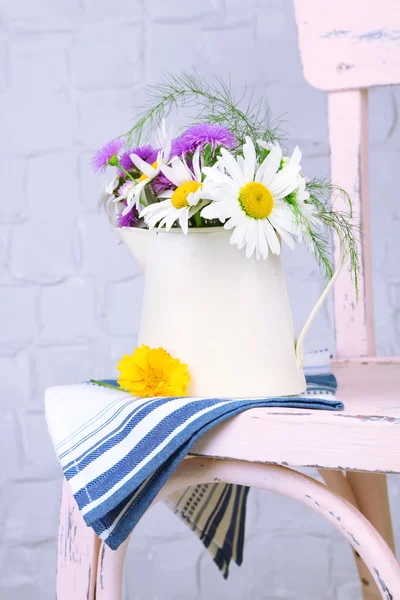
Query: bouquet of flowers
93 73 359 289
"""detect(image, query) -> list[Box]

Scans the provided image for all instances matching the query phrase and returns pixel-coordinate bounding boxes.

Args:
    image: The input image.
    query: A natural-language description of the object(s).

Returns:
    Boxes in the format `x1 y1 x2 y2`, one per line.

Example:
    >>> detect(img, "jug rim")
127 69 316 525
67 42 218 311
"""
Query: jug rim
116 225 226 235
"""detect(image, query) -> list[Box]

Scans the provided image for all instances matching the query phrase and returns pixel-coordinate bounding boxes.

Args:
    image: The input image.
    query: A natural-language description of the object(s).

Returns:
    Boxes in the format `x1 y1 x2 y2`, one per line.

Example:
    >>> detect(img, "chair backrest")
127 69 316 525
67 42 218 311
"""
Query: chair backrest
293 0 400 358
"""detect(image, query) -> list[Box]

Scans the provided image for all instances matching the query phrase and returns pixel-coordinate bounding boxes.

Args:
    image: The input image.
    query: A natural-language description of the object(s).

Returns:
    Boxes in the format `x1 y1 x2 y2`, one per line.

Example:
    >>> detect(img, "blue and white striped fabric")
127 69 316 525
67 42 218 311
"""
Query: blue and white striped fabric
45 349 342 578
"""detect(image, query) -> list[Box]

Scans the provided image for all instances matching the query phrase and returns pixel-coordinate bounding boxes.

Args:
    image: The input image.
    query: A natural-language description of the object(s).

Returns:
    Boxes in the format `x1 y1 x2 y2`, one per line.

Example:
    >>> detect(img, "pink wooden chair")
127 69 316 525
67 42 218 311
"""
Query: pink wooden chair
56 1 400 598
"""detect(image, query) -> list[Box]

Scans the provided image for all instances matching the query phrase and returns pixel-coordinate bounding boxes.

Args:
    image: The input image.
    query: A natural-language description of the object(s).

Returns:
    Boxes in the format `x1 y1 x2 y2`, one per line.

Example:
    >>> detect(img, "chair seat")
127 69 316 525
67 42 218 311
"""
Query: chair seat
190 358 400 473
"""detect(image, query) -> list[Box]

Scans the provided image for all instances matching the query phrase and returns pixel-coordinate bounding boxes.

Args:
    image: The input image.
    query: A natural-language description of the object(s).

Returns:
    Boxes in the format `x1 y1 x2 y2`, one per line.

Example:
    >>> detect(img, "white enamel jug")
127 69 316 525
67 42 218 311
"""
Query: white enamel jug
119 227 339 398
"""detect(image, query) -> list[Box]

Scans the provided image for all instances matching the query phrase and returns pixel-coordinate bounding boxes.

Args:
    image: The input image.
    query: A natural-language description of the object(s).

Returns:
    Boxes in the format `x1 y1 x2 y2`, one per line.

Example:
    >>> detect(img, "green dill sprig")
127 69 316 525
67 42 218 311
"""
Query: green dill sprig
124 72 281 151
305 179 360 298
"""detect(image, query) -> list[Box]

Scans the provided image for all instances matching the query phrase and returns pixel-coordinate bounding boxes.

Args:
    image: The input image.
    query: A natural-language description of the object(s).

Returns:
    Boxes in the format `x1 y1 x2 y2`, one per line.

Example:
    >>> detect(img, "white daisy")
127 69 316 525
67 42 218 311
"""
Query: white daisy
201 137 302 259
98 177 120 225
122 120 174 215
256 138 275 152
140 148 210 234
278 145 320 240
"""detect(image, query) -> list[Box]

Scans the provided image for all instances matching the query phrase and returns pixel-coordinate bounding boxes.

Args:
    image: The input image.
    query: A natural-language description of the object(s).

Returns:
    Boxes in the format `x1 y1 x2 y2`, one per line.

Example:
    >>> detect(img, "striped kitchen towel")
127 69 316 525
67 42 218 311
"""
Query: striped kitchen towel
45 349 342 578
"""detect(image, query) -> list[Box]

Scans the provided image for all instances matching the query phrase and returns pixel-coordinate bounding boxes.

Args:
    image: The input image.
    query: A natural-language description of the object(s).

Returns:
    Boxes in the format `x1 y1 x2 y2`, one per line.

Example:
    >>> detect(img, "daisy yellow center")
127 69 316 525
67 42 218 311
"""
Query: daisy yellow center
171 181 202 209
139 160 158 182
239 182 274 219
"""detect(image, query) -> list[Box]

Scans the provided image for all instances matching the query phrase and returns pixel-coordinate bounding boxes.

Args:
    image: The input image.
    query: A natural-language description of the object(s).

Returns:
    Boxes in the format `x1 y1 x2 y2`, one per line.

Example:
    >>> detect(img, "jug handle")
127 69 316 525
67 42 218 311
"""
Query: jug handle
295 263 343 368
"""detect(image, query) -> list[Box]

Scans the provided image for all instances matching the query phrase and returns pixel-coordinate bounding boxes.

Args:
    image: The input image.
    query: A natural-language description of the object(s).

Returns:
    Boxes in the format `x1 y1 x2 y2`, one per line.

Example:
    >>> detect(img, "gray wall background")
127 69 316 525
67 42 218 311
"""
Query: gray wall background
0 0 399 598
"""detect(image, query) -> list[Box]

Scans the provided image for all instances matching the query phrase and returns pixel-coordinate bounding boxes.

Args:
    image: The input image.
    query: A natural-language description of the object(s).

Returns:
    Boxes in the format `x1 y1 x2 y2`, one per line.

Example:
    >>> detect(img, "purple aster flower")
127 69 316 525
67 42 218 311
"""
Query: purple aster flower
91 139 124 172
118 144 159 176
171 136 191 158
152 172 174 195
118 202 139 228
171 124 236 157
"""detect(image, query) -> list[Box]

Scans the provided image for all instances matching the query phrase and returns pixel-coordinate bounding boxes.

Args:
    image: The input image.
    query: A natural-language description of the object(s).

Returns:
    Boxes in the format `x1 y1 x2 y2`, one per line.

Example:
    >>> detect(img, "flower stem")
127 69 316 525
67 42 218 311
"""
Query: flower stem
194 212 202 227
139 193 148 208
116 163 137 182
90 379 129 392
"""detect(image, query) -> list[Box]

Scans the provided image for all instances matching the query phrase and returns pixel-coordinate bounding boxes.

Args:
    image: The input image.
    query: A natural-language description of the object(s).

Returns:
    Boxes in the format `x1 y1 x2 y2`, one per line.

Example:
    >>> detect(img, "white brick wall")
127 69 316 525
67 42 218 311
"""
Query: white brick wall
0 0 399 598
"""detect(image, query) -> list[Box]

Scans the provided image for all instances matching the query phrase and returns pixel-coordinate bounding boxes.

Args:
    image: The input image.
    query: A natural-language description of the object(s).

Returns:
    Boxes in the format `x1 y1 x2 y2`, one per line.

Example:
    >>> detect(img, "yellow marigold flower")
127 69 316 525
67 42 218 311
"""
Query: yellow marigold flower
117 345 190 397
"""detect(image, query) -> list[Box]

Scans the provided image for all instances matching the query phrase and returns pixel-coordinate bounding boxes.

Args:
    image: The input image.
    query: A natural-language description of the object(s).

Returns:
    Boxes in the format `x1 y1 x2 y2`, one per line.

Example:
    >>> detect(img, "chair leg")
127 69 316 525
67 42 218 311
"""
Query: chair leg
348 472 395 598
346 473 395 552
96 459 400 600
320 469 386 599
57 478 101 600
